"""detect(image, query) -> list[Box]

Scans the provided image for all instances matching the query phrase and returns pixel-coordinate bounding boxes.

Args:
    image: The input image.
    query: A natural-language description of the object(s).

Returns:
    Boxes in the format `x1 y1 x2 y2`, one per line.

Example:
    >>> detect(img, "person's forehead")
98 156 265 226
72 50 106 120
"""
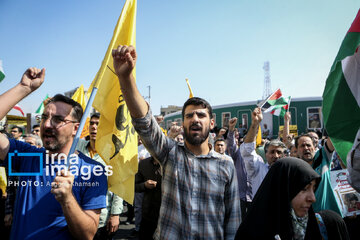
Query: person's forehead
299 136 313 144
90 117 100 122
268 145 284 151
184 105 208 115
44 102 73 116
25 137 35 142
216 141 225 145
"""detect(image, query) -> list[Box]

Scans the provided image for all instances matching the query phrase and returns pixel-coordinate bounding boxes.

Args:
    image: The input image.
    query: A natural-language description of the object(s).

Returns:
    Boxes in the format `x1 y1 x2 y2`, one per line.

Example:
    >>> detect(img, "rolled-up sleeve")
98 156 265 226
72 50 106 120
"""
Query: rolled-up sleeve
240 142 264 179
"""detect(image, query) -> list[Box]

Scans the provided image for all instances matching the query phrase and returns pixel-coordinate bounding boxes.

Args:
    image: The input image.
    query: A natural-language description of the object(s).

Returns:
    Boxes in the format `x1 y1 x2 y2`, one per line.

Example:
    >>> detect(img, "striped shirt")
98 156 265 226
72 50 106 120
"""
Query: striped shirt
132 110 241 240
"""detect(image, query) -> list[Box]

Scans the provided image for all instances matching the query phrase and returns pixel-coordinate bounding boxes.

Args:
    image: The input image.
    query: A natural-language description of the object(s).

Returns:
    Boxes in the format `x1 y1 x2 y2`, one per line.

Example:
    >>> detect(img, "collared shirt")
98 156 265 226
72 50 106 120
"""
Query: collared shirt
76 139 123 228
226 130 252 202
240 142 269 198
132 110 241 240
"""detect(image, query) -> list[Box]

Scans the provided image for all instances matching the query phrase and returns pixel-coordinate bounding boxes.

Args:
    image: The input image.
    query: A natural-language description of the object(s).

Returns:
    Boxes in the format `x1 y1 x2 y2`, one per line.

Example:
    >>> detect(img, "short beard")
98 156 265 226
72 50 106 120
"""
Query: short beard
184 125 210 146
43 136 69 152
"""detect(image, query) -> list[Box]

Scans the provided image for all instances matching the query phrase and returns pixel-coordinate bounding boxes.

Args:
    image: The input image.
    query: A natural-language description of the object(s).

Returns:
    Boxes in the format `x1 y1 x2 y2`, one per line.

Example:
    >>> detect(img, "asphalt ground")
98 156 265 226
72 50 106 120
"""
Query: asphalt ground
113 205 138 240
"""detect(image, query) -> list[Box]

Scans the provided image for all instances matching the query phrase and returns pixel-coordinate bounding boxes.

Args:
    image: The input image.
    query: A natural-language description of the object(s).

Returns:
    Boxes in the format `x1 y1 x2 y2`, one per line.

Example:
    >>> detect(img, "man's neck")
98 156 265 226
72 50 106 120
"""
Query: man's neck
89 139 96 152
185 139 210 156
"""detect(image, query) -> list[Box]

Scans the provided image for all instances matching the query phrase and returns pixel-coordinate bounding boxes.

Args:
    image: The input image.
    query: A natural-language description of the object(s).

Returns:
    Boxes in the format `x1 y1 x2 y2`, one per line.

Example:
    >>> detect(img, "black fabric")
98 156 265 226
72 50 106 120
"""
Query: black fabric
135 157 162 222
318 210 350 240
235 157 322 240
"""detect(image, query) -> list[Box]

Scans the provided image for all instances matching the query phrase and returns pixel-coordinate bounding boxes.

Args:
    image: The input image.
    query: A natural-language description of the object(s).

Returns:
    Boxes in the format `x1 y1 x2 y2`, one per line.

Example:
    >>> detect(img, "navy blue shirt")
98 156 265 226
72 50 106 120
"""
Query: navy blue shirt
6 139 107 240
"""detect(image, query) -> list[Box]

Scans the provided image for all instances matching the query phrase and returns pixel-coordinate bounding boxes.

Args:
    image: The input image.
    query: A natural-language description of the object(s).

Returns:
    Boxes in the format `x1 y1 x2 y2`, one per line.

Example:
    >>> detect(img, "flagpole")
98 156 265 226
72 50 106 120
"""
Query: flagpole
67 87 98 167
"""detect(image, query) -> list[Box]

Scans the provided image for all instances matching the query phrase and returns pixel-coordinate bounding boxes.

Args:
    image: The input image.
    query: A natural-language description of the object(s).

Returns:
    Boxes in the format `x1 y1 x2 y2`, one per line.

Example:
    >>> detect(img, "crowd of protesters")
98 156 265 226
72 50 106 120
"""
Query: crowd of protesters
0 45 359 240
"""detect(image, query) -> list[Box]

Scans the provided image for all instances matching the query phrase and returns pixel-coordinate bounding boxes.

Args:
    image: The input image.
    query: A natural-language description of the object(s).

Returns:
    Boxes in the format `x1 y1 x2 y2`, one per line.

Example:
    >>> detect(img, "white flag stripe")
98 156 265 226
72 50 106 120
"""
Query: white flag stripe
342 48 360 108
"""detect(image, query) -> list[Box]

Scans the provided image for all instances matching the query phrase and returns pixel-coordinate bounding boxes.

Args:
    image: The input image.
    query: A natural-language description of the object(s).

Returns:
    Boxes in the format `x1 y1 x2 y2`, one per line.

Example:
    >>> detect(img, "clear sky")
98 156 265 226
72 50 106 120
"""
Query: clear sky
0 0 359 116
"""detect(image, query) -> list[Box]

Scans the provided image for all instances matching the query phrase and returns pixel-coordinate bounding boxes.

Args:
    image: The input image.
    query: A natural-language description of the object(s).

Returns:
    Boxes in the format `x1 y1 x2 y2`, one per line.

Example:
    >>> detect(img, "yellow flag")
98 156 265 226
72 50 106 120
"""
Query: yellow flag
0 167 7 195
186 78 194 98
71 84 86 111
92 0 138 204
256 125 262 147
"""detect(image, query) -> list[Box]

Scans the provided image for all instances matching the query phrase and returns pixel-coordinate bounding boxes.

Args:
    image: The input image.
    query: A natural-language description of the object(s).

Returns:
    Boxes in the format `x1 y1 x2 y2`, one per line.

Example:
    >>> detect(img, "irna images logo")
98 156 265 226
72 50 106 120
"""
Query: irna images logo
8 150 43 176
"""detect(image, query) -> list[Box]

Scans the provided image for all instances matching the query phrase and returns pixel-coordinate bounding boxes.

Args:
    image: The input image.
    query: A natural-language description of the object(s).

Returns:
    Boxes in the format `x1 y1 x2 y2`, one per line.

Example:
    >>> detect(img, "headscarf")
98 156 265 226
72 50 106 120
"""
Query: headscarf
235 157 321 240
316 210 350 240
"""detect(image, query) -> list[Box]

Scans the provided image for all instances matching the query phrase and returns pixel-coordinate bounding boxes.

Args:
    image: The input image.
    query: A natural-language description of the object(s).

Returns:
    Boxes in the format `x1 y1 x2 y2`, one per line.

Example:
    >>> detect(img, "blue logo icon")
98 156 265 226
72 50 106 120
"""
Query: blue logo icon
8 150 43 176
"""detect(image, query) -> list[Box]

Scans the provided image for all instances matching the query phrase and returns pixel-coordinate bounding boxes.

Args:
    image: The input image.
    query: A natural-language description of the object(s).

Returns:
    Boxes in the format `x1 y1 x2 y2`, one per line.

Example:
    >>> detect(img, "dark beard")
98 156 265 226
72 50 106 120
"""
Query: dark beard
183 125 210 146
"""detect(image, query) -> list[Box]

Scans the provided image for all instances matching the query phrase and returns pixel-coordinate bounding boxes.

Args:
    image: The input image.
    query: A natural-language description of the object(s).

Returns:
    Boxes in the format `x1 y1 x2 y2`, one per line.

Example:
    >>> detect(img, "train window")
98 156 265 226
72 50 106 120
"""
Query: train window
222 112 231 128
307 107 322 129
242 114 248 128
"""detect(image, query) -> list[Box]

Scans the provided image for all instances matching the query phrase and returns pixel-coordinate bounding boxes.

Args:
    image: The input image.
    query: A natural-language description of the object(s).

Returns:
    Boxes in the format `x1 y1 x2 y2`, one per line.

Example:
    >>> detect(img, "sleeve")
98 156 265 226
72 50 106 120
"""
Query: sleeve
5 178 17 215
132 109 174 165
226 130 237 158
323 140 333 166
80 165 108 210
240 142 264 179
6 139 43 172
135 161 146 193
110 193 123 215
223 162 241 240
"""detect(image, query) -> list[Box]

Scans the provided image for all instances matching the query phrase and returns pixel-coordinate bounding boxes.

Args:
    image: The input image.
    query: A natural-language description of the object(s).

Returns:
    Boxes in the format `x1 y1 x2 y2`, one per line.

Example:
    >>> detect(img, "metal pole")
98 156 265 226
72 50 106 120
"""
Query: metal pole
67 87 98 167
147 85 151 106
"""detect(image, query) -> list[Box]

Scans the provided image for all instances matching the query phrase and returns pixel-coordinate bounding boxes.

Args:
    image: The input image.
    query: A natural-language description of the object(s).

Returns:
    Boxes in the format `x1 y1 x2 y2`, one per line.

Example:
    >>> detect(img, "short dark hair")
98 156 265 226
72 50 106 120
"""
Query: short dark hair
181 97 213 120
11 126 23 133
32 124 40 129
264 139 286 154
214 138 226 145
90 112 100 120
46 94 83 122
295 134 316 148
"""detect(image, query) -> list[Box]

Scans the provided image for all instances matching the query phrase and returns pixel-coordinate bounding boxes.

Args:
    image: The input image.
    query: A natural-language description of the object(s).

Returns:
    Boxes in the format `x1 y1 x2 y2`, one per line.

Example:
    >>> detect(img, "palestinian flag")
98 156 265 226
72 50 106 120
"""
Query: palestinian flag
323 9 360 165
0 60 5 82
261 89 290 117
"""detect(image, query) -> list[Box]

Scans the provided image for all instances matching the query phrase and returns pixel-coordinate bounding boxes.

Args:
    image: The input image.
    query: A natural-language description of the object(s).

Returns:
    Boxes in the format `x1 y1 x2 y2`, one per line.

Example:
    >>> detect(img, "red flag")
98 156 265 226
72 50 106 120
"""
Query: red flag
13 105 25 116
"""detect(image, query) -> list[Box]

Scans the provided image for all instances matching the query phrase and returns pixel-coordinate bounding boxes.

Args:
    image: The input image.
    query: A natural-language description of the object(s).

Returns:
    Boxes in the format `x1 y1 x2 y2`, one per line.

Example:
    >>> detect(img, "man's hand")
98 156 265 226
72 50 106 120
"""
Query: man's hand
20 68 45 93
107 215 120 234
229 117 238 132
112 45 137 78
51 169 75 204
326 137 335 152
168 125 182 139
251 107 263 125
218 128 226 136
244 108 262 143
4 214 12 227
144 179 157 189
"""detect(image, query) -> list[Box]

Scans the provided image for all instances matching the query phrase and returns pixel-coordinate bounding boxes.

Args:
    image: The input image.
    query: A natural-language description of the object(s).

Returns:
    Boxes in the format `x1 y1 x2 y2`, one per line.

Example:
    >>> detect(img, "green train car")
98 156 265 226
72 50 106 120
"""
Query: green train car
163 97 323 139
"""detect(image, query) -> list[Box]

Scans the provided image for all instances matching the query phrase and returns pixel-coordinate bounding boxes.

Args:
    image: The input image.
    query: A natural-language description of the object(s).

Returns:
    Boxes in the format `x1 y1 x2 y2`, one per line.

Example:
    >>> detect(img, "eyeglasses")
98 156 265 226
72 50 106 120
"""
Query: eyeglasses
33 129 40 132
41 114 78 128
